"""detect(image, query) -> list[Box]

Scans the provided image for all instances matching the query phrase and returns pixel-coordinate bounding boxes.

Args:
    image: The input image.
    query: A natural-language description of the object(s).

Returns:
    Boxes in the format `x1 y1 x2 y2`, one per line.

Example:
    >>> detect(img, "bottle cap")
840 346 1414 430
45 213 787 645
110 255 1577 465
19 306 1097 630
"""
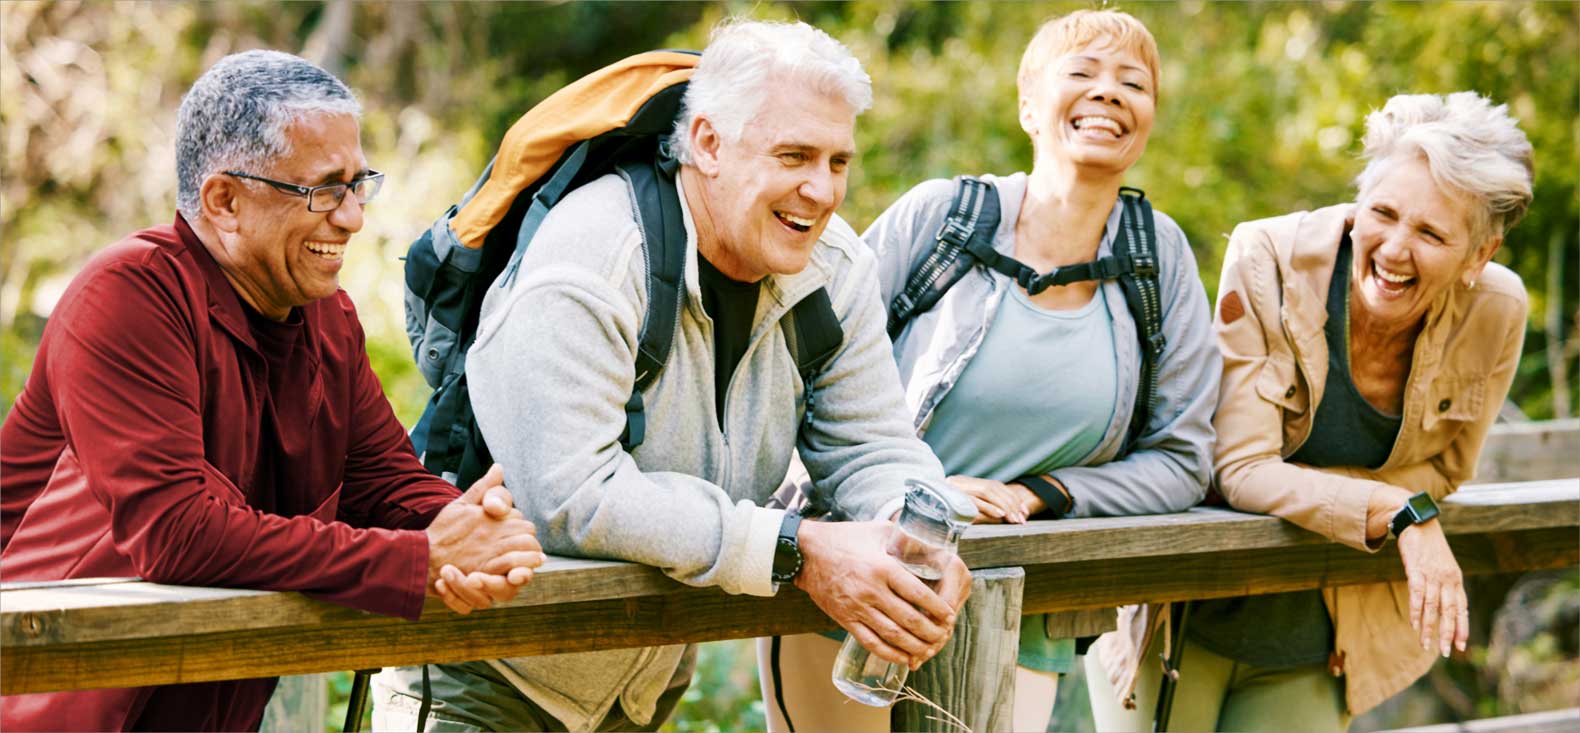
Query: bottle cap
904 478 978 527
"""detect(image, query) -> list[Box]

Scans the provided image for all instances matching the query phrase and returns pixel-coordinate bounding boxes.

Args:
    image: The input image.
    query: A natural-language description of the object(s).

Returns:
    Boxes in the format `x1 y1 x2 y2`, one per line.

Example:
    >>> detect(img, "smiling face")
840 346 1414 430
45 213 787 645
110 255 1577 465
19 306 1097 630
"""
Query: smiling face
686 82 855 282
1350 154 1498 331
1021 41 1155 177
206 112 368 320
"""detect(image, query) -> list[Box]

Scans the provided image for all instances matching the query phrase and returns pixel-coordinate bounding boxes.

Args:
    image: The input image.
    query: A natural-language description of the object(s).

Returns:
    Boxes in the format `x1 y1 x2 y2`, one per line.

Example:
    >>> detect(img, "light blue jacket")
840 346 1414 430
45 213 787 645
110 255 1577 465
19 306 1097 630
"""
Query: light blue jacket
866 173 1219 516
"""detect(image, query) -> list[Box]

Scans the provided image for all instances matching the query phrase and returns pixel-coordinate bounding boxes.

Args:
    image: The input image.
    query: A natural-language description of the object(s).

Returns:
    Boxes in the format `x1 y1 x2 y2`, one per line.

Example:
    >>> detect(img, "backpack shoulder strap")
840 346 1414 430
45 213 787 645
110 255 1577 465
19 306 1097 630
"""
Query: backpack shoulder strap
787 288 843 379
615 153 686 451
887 176 1001 339
784 287 844 431
1114 186 1165 444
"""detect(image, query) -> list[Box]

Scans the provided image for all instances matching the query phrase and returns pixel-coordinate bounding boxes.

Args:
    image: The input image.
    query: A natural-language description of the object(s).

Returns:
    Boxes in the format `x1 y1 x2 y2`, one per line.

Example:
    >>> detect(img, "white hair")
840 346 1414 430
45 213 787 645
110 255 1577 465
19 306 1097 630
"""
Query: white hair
1355 92 1534 244
176 50 361 218
667 18 872 165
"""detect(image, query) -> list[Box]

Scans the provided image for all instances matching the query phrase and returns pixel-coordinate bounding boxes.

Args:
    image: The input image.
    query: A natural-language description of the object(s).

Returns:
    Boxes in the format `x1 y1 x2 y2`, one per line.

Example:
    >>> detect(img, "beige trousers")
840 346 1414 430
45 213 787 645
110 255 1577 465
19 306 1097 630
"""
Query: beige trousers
756 632 1059 733
1084 635 1348 733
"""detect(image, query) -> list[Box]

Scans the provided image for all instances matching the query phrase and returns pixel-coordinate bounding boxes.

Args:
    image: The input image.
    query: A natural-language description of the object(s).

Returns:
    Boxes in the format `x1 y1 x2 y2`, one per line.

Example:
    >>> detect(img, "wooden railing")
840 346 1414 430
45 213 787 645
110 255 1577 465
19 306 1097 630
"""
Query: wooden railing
2 421 1576 732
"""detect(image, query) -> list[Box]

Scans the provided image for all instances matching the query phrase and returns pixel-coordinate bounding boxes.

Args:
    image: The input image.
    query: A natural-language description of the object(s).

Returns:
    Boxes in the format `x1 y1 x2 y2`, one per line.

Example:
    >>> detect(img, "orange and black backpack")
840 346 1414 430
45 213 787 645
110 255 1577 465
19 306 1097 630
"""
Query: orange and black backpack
404 51 843 488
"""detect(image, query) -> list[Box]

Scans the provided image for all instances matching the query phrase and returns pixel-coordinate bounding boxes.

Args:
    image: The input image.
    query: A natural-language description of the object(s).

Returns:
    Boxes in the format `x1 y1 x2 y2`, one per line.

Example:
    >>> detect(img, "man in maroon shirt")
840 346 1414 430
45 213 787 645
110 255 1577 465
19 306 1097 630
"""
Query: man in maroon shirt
0 50 544 731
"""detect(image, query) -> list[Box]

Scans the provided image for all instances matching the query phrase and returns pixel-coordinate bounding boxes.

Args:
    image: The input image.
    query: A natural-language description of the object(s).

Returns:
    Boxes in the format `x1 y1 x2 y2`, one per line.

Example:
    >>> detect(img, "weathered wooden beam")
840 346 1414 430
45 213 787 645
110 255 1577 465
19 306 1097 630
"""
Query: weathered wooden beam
1475 419 1580 484
2 479 1573 695
4 525 1569 696
895 567 1023 733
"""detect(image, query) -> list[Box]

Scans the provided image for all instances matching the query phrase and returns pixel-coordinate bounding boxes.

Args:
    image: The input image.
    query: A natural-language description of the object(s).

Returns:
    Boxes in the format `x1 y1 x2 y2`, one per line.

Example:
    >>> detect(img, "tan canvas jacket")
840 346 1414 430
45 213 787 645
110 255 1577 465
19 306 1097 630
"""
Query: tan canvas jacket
1209 203 1527 714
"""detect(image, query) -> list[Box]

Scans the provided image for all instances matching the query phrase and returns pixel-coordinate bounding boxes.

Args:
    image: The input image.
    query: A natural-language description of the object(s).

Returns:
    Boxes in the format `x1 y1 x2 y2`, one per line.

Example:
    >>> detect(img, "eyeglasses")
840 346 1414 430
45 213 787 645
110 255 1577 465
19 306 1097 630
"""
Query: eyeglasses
225 170 385 212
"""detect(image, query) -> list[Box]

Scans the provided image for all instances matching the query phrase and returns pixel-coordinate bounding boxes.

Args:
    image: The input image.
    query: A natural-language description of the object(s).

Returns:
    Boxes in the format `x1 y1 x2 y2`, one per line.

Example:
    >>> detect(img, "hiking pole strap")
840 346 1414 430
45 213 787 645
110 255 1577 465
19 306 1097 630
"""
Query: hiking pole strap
771 635 796 732
1153 601 1191 732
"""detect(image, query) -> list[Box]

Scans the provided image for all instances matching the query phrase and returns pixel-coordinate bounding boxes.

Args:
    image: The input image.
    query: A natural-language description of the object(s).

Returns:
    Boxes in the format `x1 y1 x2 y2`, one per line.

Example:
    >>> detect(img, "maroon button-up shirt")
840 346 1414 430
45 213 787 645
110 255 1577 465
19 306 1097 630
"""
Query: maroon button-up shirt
1 215 460 731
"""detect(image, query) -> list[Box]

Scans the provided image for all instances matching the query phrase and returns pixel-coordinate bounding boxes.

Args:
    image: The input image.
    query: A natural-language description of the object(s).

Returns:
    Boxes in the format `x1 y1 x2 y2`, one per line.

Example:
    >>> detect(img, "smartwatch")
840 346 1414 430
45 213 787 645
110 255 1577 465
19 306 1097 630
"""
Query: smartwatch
1389 492 1441 538
771 510 804 587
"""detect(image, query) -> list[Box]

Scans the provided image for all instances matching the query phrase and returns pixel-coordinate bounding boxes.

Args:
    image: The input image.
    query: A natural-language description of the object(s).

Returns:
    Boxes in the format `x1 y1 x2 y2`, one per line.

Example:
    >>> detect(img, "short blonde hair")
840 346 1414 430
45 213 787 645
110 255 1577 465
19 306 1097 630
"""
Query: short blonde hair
1017 9 1161 104
1356 92 1534 244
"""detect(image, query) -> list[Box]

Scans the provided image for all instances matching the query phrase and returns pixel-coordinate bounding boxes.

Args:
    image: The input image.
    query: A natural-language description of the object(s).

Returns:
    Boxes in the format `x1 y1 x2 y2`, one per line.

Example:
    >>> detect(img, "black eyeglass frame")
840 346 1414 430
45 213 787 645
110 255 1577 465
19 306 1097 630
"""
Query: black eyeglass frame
224 170 385 212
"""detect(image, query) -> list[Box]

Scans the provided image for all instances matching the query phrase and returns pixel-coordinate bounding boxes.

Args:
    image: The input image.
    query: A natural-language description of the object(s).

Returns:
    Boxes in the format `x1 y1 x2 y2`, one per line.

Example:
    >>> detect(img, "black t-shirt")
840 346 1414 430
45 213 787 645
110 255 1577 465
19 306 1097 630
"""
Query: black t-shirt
696 254 760 428
1189 237 1402 669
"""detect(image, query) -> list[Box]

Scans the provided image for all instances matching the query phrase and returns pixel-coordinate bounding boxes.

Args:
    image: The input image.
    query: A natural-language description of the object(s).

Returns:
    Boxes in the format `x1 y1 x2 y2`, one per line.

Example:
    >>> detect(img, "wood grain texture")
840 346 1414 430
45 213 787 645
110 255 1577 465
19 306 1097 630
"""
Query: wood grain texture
1475 420 1580 484
2 479 1574 695
895 568 1023 733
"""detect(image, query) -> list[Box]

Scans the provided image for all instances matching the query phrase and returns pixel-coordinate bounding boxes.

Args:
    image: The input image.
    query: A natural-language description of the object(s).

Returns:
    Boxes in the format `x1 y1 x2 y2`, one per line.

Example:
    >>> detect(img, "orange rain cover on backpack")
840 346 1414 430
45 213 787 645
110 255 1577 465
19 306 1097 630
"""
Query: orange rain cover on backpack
449 50 698 250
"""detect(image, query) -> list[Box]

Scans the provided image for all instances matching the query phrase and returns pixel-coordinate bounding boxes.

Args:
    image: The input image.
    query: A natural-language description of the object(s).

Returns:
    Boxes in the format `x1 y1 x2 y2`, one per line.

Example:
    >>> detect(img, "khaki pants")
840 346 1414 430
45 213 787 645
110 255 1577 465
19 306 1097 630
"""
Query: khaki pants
756 633 1059 733
1085 636 1349 733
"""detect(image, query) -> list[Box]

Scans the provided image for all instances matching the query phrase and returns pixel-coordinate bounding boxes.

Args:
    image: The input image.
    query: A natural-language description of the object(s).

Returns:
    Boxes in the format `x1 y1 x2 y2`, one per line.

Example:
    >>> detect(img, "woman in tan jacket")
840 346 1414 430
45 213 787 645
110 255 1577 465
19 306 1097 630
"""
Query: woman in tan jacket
1090 92 1534 731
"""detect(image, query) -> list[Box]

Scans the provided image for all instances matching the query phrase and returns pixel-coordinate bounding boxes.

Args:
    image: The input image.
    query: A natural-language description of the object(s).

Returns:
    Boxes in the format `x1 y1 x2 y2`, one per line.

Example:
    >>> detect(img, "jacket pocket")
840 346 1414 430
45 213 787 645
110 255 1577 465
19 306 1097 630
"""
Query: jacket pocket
1255 352 1307 415
1420 375 1486 432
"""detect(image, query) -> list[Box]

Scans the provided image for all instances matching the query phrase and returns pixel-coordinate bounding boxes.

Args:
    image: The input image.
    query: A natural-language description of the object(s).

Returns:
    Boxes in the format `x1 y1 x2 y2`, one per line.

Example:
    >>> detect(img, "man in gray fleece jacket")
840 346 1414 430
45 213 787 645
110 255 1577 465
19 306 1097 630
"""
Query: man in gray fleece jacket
373 19 970 732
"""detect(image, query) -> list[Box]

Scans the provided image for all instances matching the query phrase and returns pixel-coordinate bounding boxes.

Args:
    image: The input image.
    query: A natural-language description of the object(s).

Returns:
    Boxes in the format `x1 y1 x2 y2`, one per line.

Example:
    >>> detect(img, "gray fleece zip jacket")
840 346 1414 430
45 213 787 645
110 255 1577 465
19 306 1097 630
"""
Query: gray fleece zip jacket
868 173 1218 516
440 172 942 731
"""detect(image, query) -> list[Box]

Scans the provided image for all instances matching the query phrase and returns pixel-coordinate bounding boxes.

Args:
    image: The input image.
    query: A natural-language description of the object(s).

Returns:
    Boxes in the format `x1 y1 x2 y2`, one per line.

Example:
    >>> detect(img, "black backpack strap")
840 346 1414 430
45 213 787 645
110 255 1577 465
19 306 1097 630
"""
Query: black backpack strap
615 153 686 451
784 287 843 431
1115 187 1164 444
887 177 1001 339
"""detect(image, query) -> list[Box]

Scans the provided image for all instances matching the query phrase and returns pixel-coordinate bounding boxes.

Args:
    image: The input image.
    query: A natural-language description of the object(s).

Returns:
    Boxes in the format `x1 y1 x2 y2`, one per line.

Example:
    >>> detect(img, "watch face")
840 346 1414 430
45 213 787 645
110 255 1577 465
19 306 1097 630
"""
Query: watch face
1408 493 1438 519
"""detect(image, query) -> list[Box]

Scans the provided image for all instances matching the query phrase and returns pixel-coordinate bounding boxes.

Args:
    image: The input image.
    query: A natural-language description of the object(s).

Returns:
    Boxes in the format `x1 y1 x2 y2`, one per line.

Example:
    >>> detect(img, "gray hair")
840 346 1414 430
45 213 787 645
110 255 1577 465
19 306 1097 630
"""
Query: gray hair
1355 92 1534 244
176 50 361 218
667 18 872 165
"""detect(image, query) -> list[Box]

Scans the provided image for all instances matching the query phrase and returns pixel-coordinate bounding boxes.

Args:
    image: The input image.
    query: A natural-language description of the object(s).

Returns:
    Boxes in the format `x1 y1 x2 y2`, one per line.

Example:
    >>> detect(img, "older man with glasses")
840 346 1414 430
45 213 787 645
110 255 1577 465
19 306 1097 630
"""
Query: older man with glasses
0 50 543 732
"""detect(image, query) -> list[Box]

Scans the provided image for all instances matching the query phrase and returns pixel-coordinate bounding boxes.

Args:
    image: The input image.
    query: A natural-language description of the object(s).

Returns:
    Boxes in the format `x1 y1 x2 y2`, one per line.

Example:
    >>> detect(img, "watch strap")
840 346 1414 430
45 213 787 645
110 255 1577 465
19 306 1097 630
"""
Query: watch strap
771 510 803 584
1389 491 1440 538
1016 474 1074 519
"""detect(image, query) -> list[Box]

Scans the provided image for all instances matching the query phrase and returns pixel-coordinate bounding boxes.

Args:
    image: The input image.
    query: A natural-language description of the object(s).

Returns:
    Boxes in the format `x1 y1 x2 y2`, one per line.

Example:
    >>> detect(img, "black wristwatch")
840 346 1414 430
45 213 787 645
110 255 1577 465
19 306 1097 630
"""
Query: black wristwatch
771 510 804 587
1389 492 1441 538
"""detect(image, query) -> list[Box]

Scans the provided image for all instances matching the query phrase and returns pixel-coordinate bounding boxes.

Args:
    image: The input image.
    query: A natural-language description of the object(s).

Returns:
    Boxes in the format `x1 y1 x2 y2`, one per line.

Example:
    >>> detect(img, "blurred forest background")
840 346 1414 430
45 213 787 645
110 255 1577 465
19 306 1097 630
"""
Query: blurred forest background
2 2 1575 732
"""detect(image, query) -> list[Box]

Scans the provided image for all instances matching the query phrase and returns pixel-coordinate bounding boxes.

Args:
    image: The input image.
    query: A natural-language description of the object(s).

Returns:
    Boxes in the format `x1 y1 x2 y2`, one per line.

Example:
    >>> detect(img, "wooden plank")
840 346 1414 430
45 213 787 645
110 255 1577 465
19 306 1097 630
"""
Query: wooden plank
958 478 1577 569
1 479 1573 695
895 567 1023 733
3 526 1570 696
1 480 1571 649
1381 707 1580 733
1019 526 1578 614
1475 420 1580 484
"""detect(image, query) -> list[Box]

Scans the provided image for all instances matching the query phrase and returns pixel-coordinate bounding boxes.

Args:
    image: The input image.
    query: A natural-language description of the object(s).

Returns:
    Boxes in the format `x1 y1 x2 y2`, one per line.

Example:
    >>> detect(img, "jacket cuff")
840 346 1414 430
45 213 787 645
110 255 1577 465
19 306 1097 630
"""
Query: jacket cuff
1329 470 1384 553
398 528 432 621
743 506 785 597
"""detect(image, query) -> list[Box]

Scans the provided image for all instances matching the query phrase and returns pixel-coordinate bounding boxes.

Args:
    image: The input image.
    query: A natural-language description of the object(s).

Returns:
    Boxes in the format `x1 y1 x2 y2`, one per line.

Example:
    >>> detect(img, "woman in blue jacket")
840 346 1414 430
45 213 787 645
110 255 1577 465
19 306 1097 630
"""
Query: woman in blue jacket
760 9 1219 732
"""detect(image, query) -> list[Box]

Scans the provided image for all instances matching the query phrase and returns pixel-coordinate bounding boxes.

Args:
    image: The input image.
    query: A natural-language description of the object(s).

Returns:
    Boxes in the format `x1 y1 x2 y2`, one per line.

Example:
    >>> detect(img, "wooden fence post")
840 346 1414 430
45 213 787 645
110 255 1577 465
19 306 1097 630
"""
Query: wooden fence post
894 566 1025 733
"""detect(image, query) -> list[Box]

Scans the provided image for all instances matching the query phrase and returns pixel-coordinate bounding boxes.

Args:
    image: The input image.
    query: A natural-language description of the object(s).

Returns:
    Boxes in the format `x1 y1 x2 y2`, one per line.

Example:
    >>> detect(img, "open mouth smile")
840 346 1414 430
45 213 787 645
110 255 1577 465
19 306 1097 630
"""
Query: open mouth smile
774 210 815 233
1370 261 1416 297
1071 115 1125 139
306 240 347 262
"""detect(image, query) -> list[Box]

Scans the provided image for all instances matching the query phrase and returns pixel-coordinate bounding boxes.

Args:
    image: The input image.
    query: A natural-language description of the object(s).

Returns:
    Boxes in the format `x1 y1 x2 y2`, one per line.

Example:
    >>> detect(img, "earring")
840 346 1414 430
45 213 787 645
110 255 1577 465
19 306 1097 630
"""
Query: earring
1467 279 1478 290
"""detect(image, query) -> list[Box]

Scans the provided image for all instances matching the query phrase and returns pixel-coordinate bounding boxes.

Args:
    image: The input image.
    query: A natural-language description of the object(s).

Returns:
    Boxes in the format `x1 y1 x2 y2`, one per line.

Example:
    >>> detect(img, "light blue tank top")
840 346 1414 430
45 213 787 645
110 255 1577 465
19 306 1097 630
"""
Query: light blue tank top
922 285 1119 481
920 284 1119 674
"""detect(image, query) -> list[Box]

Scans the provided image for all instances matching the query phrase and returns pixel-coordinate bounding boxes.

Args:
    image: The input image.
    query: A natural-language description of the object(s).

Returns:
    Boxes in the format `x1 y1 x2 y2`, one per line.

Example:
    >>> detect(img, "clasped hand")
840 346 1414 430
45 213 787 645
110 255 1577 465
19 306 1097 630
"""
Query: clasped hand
426 464 545 614
794 519 971 670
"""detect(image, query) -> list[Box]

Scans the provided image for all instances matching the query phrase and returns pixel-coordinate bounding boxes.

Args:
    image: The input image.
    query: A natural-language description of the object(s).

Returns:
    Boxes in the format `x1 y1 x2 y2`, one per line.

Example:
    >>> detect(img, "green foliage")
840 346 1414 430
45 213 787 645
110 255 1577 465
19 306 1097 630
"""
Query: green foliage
661 641 767 733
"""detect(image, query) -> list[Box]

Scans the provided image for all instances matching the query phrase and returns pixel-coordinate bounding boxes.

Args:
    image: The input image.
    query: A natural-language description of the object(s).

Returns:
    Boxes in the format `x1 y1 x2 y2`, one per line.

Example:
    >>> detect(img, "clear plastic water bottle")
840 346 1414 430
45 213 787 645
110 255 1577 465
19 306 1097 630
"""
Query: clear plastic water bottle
830 478 976 706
